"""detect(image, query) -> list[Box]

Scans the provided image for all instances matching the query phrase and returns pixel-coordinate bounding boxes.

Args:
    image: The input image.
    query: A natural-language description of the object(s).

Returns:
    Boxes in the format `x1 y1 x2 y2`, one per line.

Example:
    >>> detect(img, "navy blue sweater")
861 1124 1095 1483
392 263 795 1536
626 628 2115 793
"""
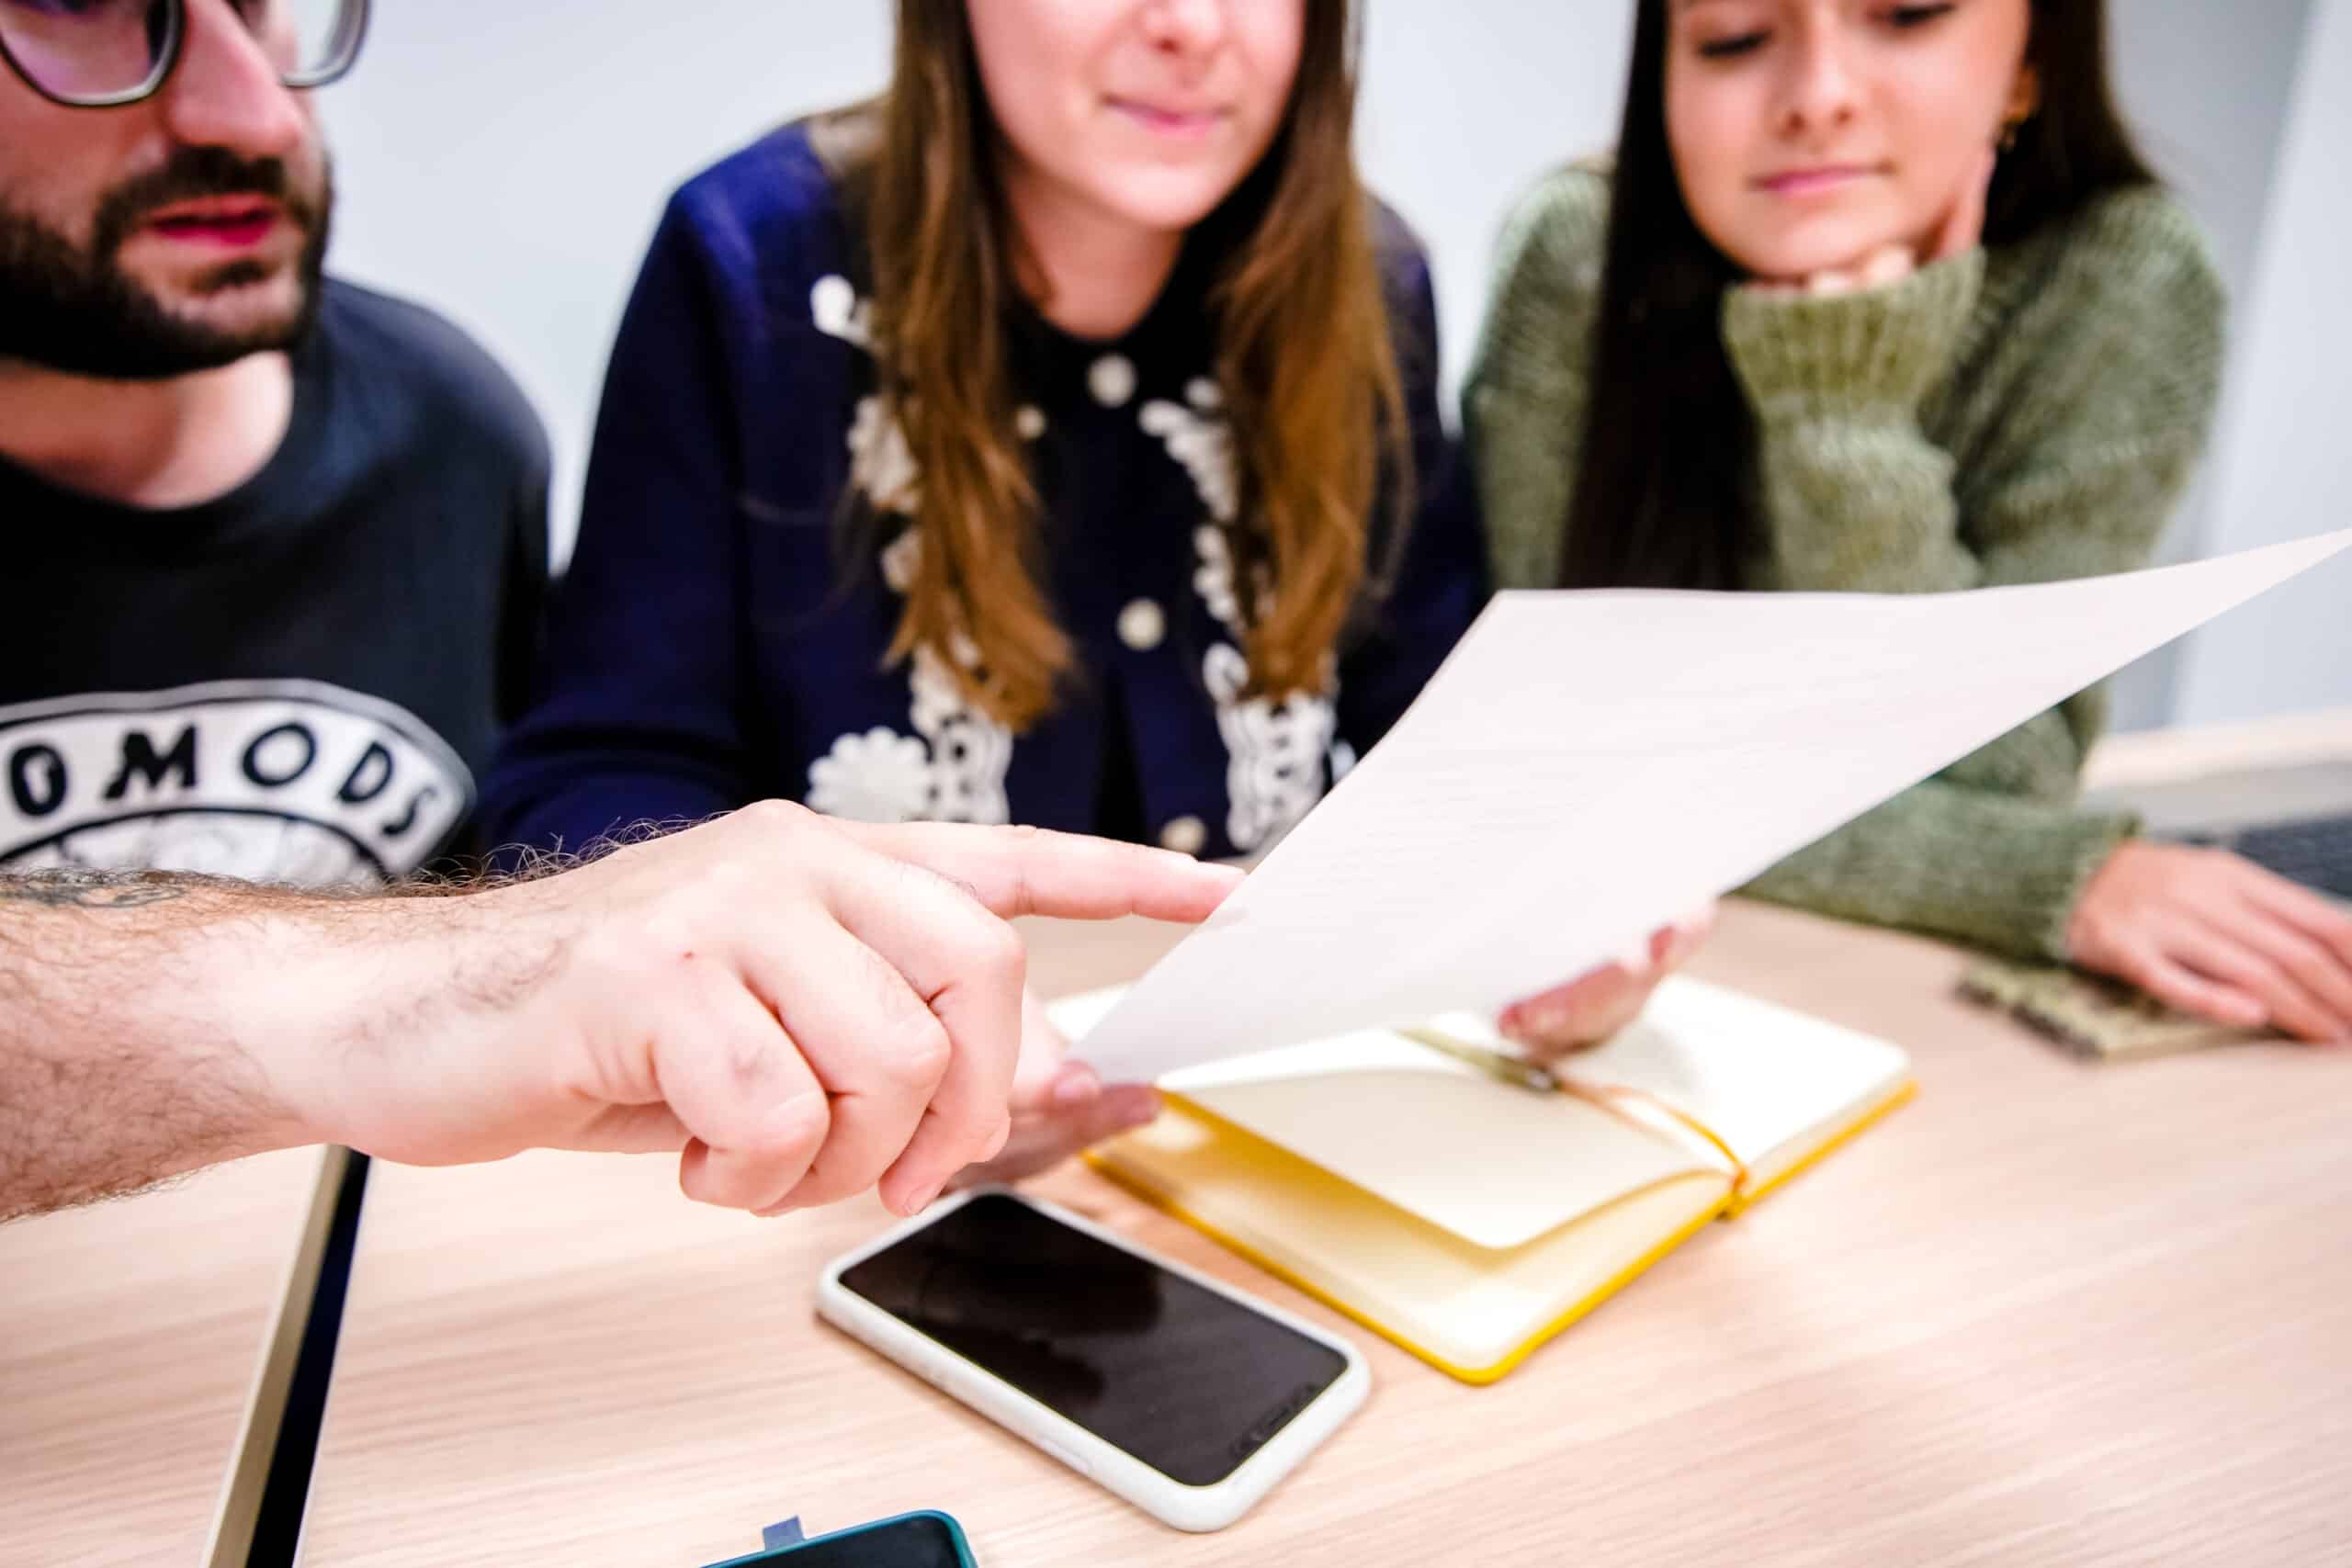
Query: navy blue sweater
484 124 1486 861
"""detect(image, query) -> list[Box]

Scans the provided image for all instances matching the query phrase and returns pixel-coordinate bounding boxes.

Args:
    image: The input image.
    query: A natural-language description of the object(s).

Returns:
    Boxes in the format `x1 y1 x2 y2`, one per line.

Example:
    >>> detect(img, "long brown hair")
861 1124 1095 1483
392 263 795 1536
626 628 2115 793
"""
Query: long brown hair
1563 0 2160 591
815 0 1408 732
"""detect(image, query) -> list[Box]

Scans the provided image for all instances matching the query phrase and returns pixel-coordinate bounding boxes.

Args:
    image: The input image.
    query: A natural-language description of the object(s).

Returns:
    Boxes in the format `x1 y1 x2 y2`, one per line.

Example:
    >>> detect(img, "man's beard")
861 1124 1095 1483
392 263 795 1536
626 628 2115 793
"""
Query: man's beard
0 146 334 380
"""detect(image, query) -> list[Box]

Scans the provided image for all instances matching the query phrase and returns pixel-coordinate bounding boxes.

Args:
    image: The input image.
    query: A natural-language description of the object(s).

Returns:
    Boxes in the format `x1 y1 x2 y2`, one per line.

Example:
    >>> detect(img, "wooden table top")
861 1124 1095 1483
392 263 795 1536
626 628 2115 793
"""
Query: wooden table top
4 1145 341 1568
297 898 2352 1566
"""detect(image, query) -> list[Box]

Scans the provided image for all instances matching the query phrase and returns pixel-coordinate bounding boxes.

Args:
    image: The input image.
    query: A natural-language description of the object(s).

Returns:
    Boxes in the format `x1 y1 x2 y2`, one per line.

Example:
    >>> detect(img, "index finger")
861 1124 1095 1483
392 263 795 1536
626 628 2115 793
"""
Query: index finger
810 852 1032 1211
833 820 1245 922
2237 870 2352 970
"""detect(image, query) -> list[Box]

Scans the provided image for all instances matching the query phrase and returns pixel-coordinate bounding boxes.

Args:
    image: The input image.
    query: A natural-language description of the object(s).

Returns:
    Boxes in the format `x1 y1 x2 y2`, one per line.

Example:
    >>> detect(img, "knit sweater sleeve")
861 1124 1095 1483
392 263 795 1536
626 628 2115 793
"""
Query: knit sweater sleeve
1462 164 1611 595
1722 250 1986 591
1736 189 2227 956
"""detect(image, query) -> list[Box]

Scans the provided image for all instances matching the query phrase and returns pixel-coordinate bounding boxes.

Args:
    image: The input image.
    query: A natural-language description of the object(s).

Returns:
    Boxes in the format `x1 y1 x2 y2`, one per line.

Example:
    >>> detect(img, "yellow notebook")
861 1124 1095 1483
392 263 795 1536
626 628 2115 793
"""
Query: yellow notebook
1056 978 1915 1385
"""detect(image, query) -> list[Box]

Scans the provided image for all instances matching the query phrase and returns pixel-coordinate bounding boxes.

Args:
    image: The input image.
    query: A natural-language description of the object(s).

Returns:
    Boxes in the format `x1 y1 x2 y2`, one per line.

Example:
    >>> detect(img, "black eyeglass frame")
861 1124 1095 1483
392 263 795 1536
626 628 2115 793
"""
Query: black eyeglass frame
0 0 369 109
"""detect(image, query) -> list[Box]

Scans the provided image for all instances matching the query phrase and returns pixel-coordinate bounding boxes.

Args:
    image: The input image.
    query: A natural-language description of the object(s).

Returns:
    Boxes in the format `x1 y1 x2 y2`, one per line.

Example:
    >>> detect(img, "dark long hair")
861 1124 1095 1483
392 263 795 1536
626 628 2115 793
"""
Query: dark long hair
1560 0 2160 591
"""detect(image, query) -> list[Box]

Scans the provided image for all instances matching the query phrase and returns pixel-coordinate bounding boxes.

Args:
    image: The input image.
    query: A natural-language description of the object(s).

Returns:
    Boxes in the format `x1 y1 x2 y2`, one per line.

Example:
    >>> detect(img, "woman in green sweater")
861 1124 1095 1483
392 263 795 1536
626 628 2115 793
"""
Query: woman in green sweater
1467 0 2352 1043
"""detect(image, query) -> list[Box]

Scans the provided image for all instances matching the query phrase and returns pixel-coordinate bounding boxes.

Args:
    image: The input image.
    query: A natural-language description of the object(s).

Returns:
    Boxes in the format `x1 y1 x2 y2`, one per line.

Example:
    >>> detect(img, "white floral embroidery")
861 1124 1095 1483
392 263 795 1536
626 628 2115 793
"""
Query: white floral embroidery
1190 523 1250 630
880 526 921 592
865 525 1012 826
810 275 872 347
910 641 1012 824
1016 405 1047 441
807 728 933 823
1141 380 1239 525
1198 643 1338 851
1150 382 1338 853
802 275 1013 827
848 395 920 517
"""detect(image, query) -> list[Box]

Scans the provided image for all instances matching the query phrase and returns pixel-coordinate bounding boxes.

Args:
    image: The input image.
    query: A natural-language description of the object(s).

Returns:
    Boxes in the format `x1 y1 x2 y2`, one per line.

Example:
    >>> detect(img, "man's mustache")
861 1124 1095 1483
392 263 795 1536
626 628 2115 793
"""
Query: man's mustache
90 146 322 259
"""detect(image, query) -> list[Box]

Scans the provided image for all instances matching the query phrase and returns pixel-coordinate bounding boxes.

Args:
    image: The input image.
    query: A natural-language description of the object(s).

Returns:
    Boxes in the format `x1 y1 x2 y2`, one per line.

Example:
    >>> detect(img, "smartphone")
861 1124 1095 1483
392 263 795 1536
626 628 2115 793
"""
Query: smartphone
817 1188 1368 1533
704 1512 977 1568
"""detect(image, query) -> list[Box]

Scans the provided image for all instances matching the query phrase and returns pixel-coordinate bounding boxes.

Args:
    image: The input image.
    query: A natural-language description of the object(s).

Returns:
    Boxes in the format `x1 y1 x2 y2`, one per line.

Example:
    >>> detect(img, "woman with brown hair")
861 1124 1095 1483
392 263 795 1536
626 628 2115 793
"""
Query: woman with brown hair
488 2 1690 1177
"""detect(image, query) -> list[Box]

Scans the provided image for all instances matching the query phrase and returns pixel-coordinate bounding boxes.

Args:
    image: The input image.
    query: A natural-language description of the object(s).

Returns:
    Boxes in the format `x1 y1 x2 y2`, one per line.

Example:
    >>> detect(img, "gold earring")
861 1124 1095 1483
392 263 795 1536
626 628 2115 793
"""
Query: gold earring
2002 69 2041 153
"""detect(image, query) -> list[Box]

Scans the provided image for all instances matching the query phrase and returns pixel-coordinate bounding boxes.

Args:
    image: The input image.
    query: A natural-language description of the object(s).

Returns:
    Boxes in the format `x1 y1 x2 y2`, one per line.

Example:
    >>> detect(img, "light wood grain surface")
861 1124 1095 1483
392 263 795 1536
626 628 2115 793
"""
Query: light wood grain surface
2 1145 335 1568
299 897 2352 1567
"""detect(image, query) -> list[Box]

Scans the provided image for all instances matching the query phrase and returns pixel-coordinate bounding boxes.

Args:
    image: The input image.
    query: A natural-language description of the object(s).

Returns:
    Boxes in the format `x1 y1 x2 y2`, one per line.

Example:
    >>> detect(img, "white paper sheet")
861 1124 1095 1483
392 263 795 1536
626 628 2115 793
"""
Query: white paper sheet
1073 530 2352 1083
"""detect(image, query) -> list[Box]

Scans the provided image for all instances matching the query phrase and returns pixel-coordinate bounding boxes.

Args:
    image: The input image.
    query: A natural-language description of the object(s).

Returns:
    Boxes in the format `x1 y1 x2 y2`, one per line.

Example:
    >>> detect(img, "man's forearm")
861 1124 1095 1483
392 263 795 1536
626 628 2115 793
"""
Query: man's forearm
0 808 1254 1226
0 873 315 1222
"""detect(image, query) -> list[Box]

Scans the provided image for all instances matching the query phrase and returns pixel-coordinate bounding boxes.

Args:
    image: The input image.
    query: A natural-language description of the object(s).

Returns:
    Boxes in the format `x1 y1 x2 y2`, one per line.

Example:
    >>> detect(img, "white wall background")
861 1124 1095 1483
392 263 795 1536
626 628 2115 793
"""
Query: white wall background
2173 0 2352 725
320 2 895 550
320 0 2351 729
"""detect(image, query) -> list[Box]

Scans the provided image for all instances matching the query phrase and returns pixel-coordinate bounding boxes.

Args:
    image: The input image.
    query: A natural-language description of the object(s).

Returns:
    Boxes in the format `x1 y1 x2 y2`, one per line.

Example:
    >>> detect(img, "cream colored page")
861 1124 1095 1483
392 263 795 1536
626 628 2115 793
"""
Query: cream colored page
1049 990 1711 1249
1430 977 1909 1168
1073 532 2352 1084
1161 1032 1716 1251
1056 984 1888 1247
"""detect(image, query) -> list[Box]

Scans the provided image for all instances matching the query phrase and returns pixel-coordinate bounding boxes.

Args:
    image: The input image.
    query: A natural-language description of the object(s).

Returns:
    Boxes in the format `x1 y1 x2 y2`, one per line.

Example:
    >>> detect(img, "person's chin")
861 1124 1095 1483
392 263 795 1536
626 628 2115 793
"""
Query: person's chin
1094 167 1246 236
135 244 306 316
133 283 312 365
1736 227 1902 286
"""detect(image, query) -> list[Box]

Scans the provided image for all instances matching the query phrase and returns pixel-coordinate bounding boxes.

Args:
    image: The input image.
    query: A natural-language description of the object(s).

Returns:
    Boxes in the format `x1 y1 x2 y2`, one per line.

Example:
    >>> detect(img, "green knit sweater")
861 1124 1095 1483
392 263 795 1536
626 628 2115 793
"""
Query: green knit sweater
1464 166 2226 960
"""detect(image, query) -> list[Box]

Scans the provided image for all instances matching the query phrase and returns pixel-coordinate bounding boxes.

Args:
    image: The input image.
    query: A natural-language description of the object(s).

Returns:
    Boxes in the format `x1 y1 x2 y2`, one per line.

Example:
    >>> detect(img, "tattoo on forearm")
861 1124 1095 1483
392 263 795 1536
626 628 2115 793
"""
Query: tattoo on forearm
0 879 191 911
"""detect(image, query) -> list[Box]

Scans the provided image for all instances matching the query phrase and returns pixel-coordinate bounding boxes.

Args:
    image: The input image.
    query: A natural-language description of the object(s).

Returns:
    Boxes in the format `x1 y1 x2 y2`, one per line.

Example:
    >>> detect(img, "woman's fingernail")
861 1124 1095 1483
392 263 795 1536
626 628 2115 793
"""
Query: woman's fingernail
1052 1064 1102 1111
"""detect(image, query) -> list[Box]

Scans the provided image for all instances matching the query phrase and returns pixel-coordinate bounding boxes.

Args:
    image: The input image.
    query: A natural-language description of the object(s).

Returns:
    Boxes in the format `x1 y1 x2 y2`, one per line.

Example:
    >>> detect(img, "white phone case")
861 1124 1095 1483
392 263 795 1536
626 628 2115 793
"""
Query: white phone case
816 1186 1369 1533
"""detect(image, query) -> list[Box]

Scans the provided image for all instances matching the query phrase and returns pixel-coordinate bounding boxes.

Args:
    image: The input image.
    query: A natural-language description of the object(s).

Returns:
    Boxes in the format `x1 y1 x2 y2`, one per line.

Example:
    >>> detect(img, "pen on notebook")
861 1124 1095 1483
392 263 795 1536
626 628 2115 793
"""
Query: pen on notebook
1395 1027 1562 1095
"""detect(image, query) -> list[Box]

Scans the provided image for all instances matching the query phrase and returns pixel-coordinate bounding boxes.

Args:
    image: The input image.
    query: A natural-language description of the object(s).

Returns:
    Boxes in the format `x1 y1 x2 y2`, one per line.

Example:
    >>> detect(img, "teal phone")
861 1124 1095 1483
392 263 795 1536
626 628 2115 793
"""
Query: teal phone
703 1512 977 1568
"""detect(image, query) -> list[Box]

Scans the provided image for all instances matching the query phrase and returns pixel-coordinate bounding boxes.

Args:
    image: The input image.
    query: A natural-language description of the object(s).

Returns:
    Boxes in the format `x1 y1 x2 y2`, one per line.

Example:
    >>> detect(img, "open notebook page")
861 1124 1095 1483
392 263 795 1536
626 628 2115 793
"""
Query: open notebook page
1056 979 1905 1248
1162 1033 1719 1251
1427 976 1912 1191
1051 988 1715 1250
1075 531 2352 1085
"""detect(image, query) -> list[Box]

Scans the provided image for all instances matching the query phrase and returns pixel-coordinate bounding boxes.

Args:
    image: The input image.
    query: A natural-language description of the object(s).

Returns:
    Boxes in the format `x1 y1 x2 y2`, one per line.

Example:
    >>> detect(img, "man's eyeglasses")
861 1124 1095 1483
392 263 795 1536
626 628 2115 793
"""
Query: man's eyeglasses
0 0 368 109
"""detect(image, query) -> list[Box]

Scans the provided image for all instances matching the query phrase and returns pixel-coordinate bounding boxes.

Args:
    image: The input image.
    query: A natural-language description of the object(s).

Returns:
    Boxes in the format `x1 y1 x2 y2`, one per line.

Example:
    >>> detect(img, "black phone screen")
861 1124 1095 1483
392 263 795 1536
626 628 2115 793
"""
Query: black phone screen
748 1515 966 1568
838 1193 1349 1488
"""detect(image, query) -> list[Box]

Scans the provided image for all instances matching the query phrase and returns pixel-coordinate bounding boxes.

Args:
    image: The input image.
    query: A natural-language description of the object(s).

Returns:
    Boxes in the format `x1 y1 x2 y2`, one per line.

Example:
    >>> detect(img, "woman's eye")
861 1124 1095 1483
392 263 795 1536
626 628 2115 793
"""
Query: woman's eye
1696 30 1770 61
1885 3 1959 29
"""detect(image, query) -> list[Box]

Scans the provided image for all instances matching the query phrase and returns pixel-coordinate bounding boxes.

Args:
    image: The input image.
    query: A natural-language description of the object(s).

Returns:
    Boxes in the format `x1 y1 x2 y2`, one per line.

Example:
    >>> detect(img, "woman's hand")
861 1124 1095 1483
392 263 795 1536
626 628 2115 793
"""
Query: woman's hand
1498 908 1715 1063
2067 841 2352 1043
947 988 1162 1189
